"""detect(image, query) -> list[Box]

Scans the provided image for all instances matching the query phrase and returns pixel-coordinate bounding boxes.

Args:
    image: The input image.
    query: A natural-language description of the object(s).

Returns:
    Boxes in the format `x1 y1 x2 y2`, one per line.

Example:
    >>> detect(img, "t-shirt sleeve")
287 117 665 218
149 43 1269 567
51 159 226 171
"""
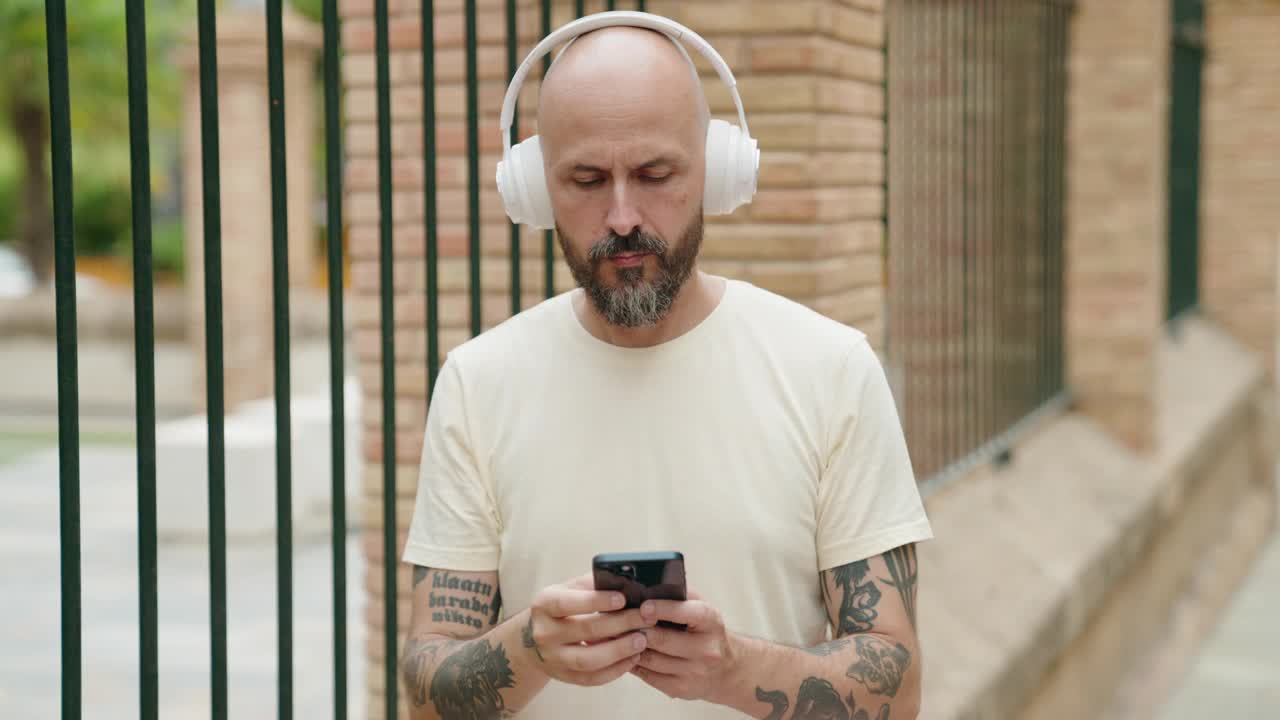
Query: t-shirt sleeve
816 337 934 572
402 356 502 572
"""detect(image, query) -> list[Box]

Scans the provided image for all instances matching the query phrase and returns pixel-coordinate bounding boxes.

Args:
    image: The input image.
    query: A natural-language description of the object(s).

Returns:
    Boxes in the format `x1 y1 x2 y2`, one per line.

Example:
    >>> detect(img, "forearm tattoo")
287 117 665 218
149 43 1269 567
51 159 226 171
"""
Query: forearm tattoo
402 636 458 707
521 614 544 662
845 636 910 698
429 640 516 720
756 678 890 720
404 566 514 719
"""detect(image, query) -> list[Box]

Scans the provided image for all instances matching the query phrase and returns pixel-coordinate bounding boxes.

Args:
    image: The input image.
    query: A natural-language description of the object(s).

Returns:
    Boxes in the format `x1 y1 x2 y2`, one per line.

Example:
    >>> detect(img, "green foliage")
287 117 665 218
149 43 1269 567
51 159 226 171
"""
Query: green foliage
0 0 185 136
0 134 16 242
75 178 133 256
290 0 325 24
0 0 188 270
115 216 185 278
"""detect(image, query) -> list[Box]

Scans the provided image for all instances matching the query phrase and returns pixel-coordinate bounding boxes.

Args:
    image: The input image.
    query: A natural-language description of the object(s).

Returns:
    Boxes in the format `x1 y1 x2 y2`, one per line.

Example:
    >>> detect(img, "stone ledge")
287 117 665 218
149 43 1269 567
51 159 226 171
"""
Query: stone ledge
918 317 1273 720
0 285 337 341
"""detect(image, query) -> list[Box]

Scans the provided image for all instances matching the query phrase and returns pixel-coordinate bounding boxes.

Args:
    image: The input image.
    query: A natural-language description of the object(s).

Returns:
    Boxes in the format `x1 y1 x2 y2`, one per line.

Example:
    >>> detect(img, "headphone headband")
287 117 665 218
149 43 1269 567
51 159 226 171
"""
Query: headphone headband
498 10 750 155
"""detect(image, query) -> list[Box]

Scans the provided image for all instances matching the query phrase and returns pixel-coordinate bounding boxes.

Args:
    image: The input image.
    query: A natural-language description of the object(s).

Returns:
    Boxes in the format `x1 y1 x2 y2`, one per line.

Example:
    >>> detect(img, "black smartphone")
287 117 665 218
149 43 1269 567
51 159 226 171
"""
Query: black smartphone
592 551 688 631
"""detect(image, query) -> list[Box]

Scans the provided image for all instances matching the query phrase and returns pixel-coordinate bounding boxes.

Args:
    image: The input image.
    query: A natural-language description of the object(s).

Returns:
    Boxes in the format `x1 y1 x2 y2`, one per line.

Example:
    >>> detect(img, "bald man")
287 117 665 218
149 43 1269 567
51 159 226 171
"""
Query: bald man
400 23 932 720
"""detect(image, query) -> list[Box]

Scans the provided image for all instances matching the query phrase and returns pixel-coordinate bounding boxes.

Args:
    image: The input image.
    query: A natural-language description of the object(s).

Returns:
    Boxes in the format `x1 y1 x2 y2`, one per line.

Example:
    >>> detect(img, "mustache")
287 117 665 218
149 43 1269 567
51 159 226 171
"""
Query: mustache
586 230 668 263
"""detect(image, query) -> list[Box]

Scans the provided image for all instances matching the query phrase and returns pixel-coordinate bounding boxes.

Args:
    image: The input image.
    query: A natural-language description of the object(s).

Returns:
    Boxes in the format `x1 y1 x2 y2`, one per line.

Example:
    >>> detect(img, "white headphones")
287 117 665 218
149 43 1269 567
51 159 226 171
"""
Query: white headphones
495 10 760 230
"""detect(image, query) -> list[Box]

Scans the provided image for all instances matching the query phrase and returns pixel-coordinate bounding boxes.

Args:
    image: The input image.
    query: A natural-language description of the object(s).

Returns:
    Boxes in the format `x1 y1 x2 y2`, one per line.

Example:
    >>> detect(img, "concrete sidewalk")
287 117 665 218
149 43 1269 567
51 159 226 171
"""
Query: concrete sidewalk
1157 481 1280 719
0 441 368 719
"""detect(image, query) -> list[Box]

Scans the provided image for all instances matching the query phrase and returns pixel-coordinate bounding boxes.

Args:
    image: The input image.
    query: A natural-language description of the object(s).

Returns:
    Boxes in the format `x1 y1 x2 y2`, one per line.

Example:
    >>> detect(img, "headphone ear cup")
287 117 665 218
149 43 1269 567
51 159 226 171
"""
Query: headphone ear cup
496 135 556 230
703 118 759 216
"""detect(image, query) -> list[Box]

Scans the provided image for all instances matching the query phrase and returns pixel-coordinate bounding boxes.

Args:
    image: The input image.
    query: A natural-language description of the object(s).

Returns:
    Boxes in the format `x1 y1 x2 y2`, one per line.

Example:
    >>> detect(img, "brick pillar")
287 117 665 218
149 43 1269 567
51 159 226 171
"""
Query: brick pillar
1202 0 1280 386
344 2 887 717
652 0 888 349
1065 0 1169 451
180 7 321 412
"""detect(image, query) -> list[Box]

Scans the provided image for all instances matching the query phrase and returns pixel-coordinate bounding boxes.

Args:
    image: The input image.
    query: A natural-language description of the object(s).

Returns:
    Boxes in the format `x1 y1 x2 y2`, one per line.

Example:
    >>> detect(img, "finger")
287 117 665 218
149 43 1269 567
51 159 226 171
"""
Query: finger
561 651 641 688
562 608 653 644
565 573 596 590
642 599 716 630
686 588 704 601
537 587 626 618
640 626 702 659
629 666 677 694
635 649 695 675
554 629 647 674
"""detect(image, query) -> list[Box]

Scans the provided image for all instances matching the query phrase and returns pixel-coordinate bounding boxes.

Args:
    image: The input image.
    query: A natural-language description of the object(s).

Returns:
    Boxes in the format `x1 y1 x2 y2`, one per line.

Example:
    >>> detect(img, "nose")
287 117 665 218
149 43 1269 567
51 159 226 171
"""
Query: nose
604 178 642 238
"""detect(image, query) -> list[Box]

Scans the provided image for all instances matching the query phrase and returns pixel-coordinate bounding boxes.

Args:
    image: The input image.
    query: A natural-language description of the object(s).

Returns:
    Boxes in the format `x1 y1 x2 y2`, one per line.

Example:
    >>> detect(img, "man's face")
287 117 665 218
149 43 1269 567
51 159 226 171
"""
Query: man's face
537 28 708 327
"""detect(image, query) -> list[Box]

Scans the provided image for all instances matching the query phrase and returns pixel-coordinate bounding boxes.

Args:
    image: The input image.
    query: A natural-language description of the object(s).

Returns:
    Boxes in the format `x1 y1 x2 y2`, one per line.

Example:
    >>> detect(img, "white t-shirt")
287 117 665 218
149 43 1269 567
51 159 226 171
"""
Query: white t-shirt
403 278 933 719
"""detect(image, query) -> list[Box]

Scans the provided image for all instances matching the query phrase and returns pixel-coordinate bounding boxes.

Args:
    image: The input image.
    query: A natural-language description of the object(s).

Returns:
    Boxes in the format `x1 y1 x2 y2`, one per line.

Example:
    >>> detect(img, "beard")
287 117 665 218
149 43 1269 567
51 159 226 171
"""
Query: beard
558 212 703 328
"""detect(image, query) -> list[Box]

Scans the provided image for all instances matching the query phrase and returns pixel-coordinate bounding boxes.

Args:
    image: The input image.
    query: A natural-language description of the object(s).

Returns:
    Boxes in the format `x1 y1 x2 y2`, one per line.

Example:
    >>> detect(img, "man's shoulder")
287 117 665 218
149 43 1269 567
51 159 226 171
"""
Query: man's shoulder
727 279 871 361
444 291 571 377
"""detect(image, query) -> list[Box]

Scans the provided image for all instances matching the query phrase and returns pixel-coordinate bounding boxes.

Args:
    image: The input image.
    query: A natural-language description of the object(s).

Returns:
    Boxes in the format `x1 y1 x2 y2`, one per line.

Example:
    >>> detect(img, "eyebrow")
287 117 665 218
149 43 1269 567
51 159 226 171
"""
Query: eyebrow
569 156 680 173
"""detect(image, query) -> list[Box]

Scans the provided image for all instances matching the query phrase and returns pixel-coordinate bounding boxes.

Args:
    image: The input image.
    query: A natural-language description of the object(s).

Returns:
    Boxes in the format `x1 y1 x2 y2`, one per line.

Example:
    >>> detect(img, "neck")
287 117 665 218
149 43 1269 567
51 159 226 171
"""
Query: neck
573 269 726 349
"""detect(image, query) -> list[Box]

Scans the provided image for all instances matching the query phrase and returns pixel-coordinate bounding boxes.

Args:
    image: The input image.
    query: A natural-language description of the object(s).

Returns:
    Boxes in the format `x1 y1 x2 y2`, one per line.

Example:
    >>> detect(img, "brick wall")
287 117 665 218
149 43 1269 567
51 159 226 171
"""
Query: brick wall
1065 0 1169 451
340 1 888 717
1201 0 1280 386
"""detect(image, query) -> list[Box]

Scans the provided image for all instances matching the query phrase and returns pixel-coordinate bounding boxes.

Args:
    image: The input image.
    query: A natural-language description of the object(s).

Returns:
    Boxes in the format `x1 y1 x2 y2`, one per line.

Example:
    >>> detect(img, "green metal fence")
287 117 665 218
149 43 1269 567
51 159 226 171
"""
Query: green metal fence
1168 0 1204 322
44 1 644 718
886 0 1070 491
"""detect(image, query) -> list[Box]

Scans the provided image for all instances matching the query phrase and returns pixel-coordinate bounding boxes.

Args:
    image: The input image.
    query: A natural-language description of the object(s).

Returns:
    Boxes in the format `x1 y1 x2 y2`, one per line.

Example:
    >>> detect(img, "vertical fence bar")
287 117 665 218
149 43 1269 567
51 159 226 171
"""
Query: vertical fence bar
321 0 348 715
576 0 586 17
993 0 1003 430
44 1 81 716
1053 1 1067 393
1039 0 1052 404
506 0 521 314
265 1 295 717
945 3 957 469
423 0 441 393
902 0 919 477
961 0 973 459
466 0 482 336
124 1 158 716
542 0 555 298
1018 2 1033 421
607 0 617 11
195 0 228 716
930 1 943 475
882 0 892 364
373 0 399 715
638 0 646 12
980 0 992 450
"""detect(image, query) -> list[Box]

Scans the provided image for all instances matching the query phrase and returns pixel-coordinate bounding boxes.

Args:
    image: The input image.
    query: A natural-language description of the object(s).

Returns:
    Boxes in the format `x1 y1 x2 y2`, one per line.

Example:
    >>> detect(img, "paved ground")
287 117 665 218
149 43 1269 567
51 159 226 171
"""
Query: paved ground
1157 498 1280 720
0 439 368 719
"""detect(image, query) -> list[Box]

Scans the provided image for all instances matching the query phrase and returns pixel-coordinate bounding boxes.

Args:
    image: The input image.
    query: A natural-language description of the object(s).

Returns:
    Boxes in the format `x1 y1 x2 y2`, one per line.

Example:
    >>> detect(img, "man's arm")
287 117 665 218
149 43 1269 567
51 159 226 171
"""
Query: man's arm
724 544 920 719
401 566 655 720
632 544 920 719
400 566 547 720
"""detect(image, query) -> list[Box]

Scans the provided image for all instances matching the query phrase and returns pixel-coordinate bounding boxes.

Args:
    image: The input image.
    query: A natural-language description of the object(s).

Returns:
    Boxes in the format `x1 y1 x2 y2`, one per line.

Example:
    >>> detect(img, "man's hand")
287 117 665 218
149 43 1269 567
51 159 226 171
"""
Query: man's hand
524 573 656 686
629 589 737 702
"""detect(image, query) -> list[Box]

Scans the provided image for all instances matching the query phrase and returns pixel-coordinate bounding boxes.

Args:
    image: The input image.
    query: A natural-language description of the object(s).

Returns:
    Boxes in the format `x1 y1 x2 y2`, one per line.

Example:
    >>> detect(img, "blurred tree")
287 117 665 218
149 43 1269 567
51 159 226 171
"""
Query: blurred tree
0 0 183 286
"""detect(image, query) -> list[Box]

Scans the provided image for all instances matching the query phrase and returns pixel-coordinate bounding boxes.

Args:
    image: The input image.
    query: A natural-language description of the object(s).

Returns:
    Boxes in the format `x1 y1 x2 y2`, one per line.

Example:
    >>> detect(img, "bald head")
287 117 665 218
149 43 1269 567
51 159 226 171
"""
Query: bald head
537 27 711 163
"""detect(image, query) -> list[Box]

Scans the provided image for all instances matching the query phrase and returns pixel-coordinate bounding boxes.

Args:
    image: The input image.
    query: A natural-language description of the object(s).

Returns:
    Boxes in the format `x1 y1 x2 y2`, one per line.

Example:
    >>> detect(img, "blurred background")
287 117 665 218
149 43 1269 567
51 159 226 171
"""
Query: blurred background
0 0 1276 719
